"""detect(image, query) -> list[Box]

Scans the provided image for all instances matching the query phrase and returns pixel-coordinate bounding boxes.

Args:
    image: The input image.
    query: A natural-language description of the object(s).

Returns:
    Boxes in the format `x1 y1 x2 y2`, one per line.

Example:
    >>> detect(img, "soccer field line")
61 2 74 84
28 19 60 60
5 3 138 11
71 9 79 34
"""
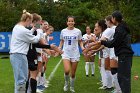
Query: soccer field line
47 58 62 81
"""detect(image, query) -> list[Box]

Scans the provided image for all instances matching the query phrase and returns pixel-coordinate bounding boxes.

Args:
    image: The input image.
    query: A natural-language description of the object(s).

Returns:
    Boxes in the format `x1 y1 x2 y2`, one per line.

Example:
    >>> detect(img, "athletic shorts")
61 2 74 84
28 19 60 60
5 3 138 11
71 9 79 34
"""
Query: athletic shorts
62 56 80 62
28 59 38 71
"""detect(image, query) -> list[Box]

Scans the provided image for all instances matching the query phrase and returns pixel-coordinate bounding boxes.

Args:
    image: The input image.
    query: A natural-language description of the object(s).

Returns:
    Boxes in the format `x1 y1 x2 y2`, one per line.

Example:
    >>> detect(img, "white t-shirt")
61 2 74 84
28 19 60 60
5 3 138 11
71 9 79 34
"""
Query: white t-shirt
10 24 41 55
60 28 82 58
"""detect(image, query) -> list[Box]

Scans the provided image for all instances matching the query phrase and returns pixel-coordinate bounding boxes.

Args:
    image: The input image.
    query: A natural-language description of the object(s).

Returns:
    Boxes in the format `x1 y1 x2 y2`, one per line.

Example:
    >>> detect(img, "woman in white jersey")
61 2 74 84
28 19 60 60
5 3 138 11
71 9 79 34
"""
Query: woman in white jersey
82 26 96 77
59 16 84 93
84 20 113 89
105 15 121 93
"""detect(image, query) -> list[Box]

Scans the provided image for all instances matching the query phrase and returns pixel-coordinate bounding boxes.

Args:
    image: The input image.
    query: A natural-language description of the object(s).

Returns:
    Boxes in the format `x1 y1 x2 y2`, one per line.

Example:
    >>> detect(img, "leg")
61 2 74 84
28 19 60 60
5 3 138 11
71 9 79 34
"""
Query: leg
90 56 95 76
99 58 108 89
118 55 132 93
63 59 71 91
70 61 78 93
105 57 112 88
30 70 38 93
84 55 90 76
10 54 28 93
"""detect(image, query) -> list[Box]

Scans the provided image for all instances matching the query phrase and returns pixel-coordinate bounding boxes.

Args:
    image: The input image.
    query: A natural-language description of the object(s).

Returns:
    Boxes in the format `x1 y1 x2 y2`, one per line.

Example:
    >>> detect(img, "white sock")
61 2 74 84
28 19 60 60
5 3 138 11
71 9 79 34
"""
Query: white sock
70 77 75 88
100 58 107 87
85 62 89 75
90 62 95 75
112 73 122 92
64 74 69 84
106 70 113 88
101 67 107 86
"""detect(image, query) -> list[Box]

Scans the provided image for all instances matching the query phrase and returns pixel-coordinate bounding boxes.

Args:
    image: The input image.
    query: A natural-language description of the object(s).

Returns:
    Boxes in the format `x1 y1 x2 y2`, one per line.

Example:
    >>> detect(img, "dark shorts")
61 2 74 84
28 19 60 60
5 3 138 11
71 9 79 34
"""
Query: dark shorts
28 60 38 71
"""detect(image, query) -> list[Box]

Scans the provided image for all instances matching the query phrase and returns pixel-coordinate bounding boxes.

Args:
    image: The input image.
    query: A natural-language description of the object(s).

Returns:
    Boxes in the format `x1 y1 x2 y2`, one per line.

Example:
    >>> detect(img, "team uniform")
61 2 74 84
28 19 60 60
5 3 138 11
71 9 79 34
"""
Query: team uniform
60 27 82 92
102 26 121 93
99 28 112 89
26 28 51 93
60 28 82 62
82 33 96 76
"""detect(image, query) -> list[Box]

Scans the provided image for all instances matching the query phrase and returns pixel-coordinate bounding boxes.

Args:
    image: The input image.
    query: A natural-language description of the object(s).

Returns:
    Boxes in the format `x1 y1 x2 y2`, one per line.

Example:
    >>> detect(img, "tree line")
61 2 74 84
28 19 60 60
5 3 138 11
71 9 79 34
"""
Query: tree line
0 0 139 42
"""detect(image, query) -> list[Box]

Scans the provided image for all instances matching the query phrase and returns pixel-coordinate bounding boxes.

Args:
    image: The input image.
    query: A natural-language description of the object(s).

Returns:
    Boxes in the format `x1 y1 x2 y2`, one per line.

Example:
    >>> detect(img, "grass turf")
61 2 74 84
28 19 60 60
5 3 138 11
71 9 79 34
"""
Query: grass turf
0 55 140 93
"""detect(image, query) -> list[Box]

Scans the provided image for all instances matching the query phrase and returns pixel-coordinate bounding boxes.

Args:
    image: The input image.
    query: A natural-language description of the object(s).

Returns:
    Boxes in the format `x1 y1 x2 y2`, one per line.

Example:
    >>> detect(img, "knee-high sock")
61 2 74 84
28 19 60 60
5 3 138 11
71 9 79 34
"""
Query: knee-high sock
70 77 75 88
106 70 113 88
64 74 69 84
85 62 89 75
30 78 37 93
101 66 107 86
90 62 95 75
100 58 107 87
112 73 122 92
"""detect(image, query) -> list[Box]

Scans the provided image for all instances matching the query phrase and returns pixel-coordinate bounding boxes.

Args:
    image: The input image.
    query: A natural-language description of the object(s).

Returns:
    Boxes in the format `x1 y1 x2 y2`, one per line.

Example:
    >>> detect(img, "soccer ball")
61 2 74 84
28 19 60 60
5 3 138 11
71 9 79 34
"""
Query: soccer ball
134 75 139 80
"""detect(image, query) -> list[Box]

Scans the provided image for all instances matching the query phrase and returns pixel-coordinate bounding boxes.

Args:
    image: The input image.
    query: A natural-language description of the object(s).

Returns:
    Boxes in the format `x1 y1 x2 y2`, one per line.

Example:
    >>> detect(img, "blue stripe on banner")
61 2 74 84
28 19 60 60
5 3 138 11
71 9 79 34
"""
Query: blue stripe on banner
0 32 140 56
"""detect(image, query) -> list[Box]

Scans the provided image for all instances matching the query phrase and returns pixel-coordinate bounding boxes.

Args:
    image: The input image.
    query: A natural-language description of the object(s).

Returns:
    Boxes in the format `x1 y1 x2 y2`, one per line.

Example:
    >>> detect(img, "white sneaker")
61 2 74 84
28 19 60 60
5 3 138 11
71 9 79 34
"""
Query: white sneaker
112 89 122 93
44 81 50 88
36 88 43 93
70 87 75 93
63 83 68 92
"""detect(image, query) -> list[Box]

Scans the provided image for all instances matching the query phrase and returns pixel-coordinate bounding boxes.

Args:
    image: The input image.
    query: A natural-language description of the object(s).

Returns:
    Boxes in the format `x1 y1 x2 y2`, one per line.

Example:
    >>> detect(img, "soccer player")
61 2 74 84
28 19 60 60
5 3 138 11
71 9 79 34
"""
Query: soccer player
99 11 134 93
84 20 113 89
26 13 63 93
105 15 121 93
82 26 96 77
59 16 85 92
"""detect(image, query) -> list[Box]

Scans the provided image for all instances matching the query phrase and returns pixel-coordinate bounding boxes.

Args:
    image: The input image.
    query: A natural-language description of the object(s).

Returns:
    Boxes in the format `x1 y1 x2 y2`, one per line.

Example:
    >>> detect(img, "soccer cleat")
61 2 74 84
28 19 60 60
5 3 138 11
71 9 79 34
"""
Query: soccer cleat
70 87 75 93
92 74 94 76
86 75 89 77
63 82 68 92
37 85 45 91
44 80 50 88
98 86 107 90
36 88 43 93
111 89 122 93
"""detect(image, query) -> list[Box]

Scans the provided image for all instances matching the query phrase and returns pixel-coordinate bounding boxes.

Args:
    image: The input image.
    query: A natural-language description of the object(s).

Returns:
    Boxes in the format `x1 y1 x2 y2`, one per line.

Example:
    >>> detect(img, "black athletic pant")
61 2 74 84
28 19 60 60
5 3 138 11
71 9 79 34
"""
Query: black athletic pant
118 54 133 93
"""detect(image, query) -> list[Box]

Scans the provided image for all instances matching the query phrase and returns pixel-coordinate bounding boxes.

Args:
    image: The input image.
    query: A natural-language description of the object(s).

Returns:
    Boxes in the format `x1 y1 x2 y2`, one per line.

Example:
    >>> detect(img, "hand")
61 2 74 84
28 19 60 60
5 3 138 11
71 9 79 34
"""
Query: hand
49 36 54 40
87 50 97 57
50 44 63 55
82 48 89 56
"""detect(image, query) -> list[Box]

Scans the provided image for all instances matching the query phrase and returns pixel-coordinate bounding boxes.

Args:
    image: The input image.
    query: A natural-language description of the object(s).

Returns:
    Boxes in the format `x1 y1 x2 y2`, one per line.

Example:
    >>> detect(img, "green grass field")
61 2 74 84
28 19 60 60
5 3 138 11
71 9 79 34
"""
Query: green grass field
0 55 140 93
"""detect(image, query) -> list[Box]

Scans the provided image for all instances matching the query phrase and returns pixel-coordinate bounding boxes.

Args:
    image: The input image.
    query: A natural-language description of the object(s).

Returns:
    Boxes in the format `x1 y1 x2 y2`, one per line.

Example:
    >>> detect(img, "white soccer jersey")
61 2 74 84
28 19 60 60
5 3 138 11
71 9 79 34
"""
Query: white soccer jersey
36 29 44 53
60 28 82 58
82 33 96 48
101 26 117 59
99 28 111 58
101 26 116 40
82 33 95 41
43 33 50 44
